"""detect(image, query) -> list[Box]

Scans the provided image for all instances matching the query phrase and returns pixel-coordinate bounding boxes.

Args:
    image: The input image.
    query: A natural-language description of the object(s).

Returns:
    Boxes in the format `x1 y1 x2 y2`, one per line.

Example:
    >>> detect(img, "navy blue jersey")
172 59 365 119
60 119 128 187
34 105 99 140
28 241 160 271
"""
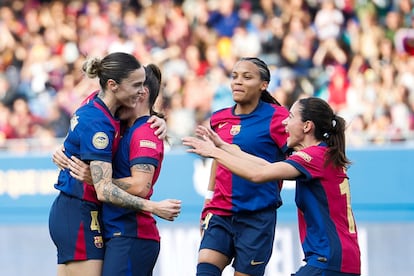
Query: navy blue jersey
284 143 360 274
103 116 164 241
203 100 289 218
54 96 121 203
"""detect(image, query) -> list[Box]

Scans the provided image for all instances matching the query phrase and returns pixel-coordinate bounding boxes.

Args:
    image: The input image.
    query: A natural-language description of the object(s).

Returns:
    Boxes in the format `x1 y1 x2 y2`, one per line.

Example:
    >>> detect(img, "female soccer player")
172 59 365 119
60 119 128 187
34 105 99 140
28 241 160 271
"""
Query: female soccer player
53 63 181 276
191 57 290 276
183 97 361 276
49 52 180 276
100 64 176 276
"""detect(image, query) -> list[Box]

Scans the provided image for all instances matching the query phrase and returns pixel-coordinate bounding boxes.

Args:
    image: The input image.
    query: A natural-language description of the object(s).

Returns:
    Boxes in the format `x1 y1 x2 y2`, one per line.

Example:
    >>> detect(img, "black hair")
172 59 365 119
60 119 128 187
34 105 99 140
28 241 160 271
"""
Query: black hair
144 64 164 118
298 97 350 168
144 63 169 143
82 52 142 89
239 57 281 106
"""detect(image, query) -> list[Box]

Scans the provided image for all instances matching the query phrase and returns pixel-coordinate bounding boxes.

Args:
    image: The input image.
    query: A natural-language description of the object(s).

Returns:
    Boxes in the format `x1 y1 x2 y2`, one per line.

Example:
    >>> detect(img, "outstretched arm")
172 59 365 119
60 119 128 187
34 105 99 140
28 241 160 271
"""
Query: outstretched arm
194 125 269 166
182 134 300 183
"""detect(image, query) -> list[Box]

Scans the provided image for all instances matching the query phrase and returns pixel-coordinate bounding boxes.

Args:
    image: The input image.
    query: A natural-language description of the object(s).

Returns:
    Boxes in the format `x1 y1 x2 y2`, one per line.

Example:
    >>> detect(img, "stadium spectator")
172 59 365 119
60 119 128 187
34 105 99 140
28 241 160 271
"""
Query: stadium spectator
0 0 413 150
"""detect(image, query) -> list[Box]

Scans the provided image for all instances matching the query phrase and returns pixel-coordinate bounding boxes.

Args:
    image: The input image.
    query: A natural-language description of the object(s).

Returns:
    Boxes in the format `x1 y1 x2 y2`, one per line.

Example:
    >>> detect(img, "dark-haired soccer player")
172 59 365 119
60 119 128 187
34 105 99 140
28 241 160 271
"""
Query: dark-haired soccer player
183 96 361 276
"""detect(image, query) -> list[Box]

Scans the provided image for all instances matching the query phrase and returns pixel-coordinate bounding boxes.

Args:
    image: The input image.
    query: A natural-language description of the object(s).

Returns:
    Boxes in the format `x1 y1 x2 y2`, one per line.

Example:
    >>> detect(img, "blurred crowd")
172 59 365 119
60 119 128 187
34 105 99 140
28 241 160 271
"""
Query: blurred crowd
1 0 414 151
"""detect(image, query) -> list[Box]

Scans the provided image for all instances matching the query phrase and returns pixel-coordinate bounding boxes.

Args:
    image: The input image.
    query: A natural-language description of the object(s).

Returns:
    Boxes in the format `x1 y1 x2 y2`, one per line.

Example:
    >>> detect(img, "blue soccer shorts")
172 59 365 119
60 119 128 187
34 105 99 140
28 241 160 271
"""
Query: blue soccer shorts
48 192 104 264
102 236 160 276
200 208 277 276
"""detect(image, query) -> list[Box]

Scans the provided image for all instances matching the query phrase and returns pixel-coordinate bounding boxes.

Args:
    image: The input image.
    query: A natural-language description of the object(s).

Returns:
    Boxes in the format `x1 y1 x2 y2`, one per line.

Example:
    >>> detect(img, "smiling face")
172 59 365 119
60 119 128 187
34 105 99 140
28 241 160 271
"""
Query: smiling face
116 86 149 123
283 101 306 149
114 67 146 109
230 60 268 106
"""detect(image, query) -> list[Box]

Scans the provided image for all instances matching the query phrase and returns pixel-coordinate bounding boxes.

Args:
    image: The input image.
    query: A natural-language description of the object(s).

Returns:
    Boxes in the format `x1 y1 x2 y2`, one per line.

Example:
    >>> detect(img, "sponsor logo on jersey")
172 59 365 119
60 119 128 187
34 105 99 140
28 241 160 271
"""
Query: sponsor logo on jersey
295 151 312 162
94 236 104 248
92 132 109 149
70 115 79 131
230 125 241 136
140 140 157 149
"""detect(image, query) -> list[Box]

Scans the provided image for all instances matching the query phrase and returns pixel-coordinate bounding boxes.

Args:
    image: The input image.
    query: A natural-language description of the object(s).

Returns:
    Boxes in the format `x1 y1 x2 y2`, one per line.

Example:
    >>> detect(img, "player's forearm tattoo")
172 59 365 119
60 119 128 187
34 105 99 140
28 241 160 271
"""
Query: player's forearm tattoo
113 179 132 191
91 161 146 212
132 164 153 193
102 181 145 211
131 164 153 173
90 164 104 182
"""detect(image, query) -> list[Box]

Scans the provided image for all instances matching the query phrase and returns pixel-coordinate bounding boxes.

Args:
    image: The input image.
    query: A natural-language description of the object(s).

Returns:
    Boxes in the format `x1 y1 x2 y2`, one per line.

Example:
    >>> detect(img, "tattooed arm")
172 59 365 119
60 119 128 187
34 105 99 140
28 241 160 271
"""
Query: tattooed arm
54 147 152 197
60 157 181 220
112 163 155 198
90 160 181 220
90 160 152 211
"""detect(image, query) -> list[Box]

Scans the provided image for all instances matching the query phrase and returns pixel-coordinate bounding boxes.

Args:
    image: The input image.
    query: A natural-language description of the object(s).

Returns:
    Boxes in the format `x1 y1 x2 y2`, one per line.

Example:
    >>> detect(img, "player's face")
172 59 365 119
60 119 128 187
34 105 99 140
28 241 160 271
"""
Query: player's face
116 67 146 109
116 86 149 122
230 61 267 105
283 101 305 149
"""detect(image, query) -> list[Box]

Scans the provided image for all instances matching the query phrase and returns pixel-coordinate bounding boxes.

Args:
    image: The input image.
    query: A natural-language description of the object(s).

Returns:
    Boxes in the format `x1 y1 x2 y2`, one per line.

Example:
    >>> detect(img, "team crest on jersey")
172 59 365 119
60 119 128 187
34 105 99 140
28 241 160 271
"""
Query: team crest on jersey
70 115 79 131
92 132 109 149
140 140 157 149
230 125 241 136
94 236 104 248
295 151 312 162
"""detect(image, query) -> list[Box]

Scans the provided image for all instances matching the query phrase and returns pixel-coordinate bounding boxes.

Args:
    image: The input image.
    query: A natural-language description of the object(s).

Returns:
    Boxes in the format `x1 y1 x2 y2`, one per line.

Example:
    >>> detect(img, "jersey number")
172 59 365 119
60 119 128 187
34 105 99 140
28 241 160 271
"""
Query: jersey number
339 179 356 234
90 211 101 233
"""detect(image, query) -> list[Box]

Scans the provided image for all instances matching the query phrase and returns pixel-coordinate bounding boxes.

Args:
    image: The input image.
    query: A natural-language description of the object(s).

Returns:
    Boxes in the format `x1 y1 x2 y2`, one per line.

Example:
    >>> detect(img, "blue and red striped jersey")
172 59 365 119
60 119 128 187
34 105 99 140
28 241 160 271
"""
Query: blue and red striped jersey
284 143 361 274
102 116 163 241
202 100 289 218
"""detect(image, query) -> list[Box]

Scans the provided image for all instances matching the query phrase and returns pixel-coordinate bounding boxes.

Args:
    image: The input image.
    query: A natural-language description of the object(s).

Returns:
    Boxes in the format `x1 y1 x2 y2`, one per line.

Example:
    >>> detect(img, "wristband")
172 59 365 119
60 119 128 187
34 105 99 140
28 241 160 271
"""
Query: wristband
205 190 214 200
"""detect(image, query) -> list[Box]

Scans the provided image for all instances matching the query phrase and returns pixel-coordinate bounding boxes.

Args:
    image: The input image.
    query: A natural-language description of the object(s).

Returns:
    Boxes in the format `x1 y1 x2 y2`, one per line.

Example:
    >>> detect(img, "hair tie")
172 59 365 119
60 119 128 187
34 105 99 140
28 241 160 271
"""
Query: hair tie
332 118 337 128
323 132 330 139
